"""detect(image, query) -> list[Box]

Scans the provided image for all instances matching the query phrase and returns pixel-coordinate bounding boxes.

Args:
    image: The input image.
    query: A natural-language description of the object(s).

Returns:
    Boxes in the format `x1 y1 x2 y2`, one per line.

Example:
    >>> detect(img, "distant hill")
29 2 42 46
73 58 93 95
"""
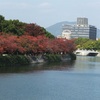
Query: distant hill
46 21 100 38
46 21 76 36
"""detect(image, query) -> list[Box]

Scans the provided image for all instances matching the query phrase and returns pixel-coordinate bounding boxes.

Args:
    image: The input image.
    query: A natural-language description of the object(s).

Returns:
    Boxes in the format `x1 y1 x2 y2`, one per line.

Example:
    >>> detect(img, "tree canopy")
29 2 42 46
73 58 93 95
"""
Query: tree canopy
0 34 76 55
75 38 100 51
0 15 54 38
0 15 76 55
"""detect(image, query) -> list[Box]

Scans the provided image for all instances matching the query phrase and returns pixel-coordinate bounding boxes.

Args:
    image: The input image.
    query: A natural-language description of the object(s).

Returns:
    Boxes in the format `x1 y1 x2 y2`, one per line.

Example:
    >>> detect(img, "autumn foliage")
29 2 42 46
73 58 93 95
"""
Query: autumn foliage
0 33 76 55
25 23 45 36
0 15 76 55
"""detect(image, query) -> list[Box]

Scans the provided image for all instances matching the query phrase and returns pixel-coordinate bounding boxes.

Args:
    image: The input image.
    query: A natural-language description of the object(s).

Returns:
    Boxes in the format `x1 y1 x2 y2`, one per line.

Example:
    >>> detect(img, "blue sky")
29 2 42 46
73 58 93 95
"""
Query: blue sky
0 0 100 28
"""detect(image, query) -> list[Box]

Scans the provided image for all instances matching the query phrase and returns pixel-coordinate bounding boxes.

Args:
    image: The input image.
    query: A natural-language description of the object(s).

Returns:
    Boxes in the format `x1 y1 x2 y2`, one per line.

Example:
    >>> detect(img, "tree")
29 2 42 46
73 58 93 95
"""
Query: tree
1 20 26 36
0 15 76 55
25 23 44 36
0 15 5 32
25 23 55 38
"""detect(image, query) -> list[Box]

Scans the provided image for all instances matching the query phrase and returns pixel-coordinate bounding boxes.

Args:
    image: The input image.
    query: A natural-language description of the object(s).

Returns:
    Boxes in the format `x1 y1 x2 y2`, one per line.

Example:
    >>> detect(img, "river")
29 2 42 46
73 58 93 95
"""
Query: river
0 56 100 100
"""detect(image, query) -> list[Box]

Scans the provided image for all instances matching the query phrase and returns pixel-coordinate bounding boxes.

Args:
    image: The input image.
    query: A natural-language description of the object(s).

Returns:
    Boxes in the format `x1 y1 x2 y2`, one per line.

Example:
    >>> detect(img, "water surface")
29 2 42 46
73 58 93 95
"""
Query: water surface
0 56 100 100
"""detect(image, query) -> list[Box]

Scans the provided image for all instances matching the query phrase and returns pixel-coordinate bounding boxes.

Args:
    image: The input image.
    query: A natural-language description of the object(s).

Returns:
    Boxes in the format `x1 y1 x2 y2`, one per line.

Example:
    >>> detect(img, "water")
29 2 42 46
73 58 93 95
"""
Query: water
0 56 100 100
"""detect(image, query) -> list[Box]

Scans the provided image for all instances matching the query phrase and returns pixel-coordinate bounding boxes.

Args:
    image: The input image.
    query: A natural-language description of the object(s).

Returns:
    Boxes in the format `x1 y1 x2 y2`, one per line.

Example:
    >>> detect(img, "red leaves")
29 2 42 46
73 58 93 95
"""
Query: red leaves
25 23 46 36
0 35 25 54
48 38 76 54
0 34 76 54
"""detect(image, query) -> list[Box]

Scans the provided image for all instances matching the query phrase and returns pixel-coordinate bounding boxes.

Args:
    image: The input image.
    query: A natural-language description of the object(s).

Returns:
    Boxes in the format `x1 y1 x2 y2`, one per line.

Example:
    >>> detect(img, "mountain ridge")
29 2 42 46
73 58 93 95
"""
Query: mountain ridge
46 21 76 36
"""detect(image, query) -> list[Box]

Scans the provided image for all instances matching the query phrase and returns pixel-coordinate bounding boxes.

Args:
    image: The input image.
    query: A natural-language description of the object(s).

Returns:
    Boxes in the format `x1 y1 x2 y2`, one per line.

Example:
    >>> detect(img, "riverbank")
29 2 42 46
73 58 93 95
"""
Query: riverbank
0 55 30 67
27 53 76 63
0 53 76 67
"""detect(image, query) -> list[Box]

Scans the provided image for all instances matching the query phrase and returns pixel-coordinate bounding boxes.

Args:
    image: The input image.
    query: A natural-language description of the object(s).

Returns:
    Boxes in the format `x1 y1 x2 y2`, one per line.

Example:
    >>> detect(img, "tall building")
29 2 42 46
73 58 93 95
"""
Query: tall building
61 17 97 40
77 17 88 26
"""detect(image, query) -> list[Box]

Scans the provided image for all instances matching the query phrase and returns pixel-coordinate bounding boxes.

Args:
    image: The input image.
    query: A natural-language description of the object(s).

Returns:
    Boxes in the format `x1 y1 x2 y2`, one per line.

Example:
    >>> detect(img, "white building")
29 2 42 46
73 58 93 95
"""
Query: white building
57 30 71 39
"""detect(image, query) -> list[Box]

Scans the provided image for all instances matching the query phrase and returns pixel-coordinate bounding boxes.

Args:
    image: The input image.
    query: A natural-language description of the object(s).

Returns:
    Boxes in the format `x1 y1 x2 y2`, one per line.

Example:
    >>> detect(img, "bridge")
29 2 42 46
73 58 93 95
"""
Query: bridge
74 49 100 56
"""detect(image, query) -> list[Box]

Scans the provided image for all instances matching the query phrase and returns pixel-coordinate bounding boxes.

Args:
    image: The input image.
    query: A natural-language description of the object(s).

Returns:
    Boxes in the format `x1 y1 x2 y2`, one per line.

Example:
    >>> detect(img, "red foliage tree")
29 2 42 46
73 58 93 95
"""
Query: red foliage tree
25 23 46 36
17 35 50 54
2 35 25 54
36 35 49 53
57 38 76 54
0 36 5 54
46 38 76 54
0 32 76 55
0 34 25 54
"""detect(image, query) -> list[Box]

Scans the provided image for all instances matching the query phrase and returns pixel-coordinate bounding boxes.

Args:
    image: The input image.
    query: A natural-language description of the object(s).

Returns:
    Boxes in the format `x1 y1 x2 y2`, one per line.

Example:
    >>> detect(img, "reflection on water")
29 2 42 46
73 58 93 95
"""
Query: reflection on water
73 56 100 73
0 56 100 73
0 60 75 73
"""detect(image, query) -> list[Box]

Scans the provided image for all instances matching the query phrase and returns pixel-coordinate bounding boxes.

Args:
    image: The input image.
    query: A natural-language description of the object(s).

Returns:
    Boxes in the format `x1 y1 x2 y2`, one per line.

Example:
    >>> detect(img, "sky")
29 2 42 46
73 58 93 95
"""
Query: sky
0 0 100 28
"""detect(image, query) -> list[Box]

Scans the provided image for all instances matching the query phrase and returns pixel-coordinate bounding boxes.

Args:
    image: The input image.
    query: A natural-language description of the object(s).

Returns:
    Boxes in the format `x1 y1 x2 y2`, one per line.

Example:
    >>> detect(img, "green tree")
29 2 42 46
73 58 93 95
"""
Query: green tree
94 39 100 51
0 15 5 32
1 19 26 36
82 40 95 50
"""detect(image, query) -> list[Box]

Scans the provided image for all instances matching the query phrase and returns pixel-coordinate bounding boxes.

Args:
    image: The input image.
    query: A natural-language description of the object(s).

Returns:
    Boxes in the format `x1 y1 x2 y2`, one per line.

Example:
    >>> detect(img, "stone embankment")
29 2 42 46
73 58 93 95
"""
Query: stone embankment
27 53 76 64
0 53 76 67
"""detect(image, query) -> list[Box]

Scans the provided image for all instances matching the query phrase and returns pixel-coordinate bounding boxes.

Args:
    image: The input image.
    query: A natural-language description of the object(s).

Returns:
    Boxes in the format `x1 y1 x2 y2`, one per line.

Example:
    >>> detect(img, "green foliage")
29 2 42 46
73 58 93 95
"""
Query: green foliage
74 38 100 51
0 15 5 32
0 15 26 36
43 53 76 62
0 15 5 22
69 53 76 60
45 31 55 39
0 15 54 38
75 38 89 44
0 55 30 67
1 20 26 36
44 54 61 62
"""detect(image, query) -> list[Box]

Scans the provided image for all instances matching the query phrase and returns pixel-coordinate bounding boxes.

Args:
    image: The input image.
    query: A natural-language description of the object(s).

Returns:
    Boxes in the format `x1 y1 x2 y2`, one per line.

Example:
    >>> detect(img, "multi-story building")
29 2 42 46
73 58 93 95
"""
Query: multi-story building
60 17 97 40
